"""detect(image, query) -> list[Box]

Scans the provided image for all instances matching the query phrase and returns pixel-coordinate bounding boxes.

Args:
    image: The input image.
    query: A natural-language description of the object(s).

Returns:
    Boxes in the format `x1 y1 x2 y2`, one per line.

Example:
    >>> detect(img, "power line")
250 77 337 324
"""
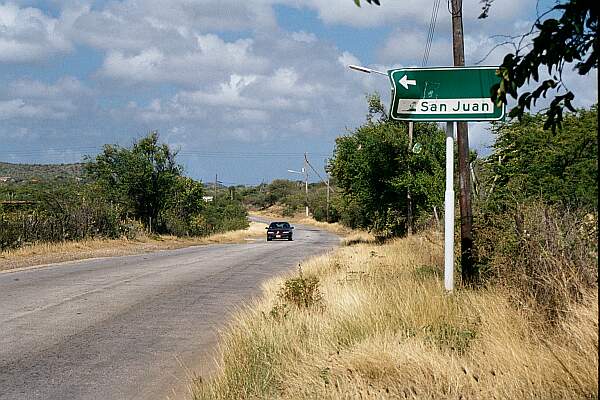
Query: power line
304 154 336 193
0 148 330 159
422 0 442 67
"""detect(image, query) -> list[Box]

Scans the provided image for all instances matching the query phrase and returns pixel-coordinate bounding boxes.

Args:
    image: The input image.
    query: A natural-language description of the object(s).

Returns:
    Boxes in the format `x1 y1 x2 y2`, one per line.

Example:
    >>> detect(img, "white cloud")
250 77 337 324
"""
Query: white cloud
110 27 382 143
71 0 277 52
101 48 166 83
378 29 452 66
0 3 72 62
0 98 71 120
291 31 317 43
176 74 259 108
98 35 268 84
0 77 88 120
8 76 89 98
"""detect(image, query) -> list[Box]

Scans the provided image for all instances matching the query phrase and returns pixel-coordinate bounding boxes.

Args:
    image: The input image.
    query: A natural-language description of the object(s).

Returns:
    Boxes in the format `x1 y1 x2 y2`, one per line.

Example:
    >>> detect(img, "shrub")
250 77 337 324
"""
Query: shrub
188 200 248 237
278 270 323 309
0 189 123 251
474 202 597 323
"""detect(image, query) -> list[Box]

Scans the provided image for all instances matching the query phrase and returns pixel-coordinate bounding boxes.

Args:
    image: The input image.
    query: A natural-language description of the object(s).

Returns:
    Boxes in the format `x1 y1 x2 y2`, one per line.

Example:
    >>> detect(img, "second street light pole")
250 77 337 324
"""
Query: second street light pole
304 153 309 217
451 0 476 285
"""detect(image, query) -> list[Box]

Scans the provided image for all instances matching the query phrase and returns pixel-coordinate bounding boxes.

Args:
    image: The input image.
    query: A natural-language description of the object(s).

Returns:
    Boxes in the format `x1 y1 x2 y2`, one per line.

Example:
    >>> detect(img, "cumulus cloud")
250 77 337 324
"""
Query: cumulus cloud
0 3 72 62
0 77 88 120
98 35 269 85
71 0 277 51
8 76 89 98
0 98 70 120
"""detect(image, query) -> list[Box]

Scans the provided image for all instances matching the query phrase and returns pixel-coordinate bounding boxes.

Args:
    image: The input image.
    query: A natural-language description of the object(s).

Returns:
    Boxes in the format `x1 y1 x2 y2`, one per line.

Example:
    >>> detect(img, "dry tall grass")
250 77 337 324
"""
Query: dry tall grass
475 204 598 324
0 222 267 271
192 234 598 399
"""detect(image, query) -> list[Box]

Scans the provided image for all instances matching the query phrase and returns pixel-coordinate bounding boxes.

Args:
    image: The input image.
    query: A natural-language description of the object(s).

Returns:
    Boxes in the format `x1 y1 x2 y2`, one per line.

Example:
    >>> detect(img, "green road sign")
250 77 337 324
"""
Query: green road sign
388 66 505 121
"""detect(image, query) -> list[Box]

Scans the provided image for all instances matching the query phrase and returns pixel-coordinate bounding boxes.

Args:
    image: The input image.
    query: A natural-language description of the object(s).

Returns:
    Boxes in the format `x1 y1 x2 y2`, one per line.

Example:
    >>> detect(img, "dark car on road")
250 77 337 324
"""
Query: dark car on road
266 221 294 241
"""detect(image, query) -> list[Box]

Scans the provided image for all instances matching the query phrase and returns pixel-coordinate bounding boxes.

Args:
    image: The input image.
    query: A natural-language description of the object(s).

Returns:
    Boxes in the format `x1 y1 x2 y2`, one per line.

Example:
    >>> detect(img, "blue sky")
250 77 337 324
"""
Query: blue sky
0 0 597 185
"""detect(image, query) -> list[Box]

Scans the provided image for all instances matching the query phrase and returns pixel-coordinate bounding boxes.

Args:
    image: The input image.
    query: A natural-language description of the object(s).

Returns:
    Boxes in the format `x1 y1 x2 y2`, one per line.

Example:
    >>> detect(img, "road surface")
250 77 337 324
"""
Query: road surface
0 222 338 400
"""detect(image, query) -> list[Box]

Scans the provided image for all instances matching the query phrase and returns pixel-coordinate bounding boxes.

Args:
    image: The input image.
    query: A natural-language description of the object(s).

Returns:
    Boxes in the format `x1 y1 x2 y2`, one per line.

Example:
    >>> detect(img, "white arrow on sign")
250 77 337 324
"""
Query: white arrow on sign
399 75 417 90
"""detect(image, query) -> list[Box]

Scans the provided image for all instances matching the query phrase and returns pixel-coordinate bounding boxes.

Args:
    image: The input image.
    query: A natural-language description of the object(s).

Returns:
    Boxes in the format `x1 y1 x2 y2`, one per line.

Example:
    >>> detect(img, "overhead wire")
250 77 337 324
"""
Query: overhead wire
304 154 336 193
422 0 442 67
0 147 330 159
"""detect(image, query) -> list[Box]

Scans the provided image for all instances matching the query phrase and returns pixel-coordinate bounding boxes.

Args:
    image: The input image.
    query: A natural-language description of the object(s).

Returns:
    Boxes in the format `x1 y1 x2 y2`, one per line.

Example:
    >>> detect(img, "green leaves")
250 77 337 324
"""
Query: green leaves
485 105 598 211
491 1 597 131
353 0 380 6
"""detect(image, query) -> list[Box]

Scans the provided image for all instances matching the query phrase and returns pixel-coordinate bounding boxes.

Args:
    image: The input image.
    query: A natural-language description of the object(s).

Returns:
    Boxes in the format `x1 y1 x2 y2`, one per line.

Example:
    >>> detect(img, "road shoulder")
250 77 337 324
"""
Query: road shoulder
0 221 267 272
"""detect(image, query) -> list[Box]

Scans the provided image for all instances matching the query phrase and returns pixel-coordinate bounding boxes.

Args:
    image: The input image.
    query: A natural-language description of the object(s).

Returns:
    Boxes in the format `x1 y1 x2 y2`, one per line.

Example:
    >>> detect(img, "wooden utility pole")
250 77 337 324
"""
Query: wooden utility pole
214 174 218 199
326 177 331 223
407 122 414 235
450 0 476 284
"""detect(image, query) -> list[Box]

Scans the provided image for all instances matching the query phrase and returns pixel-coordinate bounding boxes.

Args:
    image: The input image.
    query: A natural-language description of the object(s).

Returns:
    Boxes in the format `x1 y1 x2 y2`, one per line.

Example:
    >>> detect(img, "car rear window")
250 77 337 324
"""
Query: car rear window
269 222 289 229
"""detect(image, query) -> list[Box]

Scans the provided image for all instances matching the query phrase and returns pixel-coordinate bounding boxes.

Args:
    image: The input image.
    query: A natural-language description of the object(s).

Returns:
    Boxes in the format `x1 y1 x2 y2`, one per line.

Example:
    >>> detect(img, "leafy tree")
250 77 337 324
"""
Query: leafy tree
330 96 446 236
483 105 598 210
162 176 205 236
265 179 300 207
86 131 182 230
486 0 597 130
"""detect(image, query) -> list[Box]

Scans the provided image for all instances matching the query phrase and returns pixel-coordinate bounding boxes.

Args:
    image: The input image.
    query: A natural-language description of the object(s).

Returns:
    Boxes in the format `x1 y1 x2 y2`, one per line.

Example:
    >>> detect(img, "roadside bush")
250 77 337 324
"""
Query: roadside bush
0 186 122 251
189 200 248 236
278 270 323 309
118 218 145 240
474 202 597 323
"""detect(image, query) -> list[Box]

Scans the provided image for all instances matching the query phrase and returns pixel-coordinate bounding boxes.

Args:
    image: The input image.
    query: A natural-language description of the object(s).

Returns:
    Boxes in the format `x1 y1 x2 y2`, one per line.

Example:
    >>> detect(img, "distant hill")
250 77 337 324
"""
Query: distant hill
0 162 85 182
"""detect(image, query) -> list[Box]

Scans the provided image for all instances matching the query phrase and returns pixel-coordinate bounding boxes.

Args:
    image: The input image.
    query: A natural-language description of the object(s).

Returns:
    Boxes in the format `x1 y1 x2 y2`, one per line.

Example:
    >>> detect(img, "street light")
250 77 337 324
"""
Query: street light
348 64 388 76
287 167 309 217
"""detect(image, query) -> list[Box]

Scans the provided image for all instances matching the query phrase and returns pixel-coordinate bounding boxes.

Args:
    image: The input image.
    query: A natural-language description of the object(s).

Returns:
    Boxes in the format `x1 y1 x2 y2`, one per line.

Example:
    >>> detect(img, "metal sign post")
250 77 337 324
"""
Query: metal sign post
444 122 455 292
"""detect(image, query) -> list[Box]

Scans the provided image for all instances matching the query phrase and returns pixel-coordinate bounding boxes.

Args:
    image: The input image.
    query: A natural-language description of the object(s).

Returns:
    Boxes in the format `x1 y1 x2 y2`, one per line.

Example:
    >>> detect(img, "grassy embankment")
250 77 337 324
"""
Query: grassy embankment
191 231 598 399
0 221 267 271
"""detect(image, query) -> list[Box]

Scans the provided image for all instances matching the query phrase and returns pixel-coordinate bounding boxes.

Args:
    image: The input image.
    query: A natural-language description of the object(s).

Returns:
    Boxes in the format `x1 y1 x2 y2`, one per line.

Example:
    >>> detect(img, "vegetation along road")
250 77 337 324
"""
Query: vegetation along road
0 221 338 400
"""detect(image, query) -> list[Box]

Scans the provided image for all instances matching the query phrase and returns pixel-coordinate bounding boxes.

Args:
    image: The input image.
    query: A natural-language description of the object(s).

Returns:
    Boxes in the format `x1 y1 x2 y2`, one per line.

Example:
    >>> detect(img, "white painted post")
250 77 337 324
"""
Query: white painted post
304 154 309 217
444 122 455 292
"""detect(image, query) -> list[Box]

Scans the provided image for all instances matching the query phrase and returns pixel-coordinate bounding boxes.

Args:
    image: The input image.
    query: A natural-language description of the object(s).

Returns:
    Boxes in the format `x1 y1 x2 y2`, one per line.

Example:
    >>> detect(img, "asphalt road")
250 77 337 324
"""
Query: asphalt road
0 222 338 400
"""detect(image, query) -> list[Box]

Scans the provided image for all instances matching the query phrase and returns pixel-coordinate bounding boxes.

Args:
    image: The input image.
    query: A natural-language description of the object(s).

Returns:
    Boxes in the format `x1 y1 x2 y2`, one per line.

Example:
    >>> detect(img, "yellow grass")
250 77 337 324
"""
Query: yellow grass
0 222 267 272
191 234 598 399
